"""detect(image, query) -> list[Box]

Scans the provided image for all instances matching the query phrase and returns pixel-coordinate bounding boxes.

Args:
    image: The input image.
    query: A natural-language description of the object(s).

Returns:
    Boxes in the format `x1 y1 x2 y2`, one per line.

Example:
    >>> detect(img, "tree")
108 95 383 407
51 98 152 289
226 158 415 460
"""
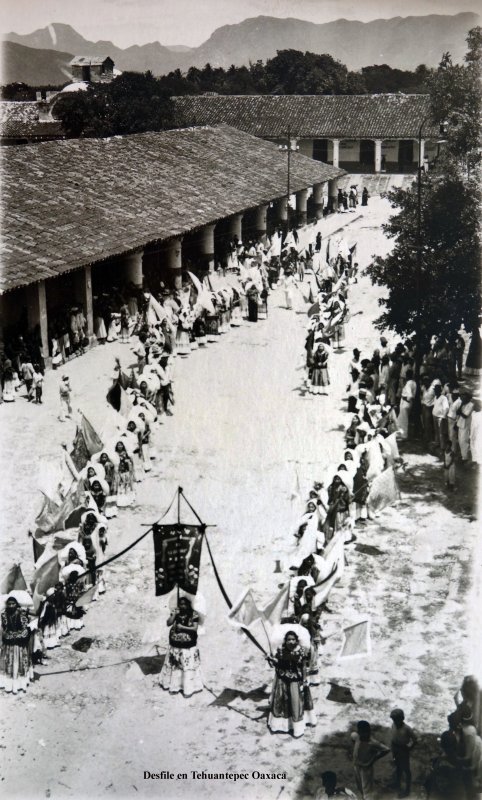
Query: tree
366 27 481 349
366 169 481 346
54 72 175 138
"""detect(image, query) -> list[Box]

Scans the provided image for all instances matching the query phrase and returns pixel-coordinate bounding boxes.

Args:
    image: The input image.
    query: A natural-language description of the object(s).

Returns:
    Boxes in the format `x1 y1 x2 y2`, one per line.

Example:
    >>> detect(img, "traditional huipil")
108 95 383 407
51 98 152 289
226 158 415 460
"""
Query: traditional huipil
113 441 136 507
309 343 331 395
0 596 34 694
267 631 316 738
159 597 203 697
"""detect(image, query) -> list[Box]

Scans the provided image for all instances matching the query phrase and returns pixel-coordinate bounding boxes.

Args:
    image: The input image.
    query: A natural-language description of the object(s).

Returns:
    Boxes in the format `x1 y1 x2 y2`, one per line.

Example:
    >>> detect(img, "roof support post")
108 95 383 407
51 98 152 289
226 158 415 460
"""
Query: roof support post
332 139 340 168
295 189 308 226
254 204 268 238
312 182 325 220
328 178 339 212
200 223 215 273
275 196 288 224
164 237 183 290
418 138 425 166
229 213 243 242
122 249 144 288
374 139 383 173
26 280 49 365
74 265 94 340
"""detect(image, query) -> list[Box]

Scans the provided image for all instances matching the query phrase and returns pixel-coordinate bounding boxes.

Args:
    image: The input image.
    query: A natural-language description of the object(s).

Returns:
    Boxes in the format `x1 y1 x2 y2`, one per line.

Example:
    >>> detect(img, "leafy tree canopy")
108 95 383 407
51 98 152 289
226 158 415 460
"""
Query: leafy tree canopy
366 27 481 346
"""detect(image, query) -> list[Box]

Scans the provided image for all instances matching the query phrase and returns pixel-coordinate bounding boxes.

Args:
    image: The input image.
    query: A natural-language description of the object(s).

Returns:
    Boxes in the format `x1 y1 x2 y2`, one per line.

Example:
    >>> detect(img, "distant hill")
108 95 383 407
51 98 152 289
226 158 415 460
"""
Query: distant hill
2 41 73 85
2 12 479 82
3 22 182 76
166 45 193 53
187 13 479 71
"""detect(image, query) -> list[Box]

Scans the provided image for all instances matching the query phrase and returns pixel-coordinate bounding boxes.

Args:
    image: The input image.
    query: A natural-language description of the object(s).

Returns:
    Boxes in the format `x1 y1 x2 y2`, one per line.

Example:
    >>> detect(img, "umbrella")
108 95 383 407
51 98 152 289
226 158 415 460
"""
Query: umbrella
268 622 311 650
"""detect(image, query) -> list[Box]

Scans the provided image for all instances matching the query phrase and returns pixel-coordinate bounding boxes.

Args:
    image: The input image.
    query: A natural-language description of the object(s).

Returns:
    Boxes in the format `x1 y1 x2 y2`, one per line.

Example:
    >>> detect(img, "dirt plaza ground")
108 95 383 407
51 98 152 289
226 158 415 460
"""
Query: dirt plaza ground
0 197 479 800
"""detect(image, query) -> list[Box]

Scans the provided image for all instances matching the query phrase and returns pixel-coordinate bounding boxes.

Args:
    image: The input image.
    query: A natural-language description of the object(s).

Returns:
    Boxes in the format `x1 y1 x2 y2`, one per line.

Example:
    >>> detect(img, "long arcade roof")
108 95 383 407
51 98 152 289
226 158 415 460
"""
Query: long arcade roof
173 94 440 140
0 124 343 294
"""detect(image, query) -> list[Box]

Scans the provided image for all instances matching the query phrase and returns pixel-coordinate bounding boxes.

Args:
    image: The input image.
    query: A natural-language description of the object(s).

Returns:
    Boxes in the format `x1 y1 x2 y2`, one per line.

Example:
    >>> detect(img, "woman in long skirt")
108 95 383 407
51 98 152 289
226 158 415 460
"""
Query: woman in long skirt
0 596 34 694
309 343 330 395
246 285 259 322
267 631 316 738
159 597 203 697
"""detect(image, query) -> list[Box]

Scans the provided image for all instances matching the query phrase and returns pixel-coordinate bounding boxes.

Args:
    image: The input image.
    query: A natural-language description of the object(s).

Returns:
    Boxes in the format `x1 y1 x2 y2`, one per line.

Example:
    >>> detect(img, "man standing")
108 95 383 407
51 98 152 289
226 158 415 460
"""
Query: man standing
59 375 72 422
351 720 390 799
389 708 417 798
432 384 449 451
20 358 34 401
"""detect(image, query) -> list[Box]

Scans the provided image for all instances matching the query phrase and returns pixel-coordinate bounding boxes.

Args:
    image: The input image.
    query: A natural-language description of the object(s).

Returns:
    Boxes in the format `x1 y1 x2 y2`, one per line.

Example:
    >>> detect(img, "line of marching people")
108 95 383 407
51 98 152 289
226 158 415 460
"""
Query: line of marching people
264 233 404 746
0 227 305 695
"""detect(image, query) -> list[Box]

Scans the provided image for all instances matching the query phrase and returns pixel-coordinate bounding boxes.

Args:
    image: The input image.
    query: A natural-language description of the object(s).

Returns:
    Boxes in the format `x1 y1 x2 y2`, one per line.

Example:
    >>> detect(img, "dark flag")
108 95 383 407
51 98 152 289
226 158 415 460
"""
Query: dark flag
70 428 90 471
153 524 204 596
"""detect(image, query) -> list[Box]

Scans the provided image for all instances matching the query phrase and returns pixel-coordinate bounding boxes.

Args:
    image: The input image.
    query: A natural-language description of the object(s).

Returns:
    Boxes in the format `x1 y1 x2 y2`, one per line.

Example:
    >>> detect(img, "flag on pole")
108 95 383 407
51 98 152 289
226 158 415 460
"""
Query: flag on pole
367 467 400 515
338 620 371 659
35 481 86 535
153 524 204 596
227 588 262 629
0 564 28 595
32 554 60 613
34 493 60 534
260 583 290 626
106 382 133 417
290 470 302 505
70 428 90 471
81 414 103 456
75 584 97 608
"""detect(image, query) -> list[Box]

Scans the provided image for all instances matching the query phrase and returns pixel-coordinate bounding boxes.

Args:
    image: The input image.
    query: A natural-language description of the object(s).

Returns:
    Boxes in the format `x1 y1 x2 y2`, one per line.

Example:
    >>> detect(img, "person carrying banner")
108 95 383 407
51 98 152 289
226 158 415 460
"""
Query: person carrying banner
159 596 203 698
267 630 316 738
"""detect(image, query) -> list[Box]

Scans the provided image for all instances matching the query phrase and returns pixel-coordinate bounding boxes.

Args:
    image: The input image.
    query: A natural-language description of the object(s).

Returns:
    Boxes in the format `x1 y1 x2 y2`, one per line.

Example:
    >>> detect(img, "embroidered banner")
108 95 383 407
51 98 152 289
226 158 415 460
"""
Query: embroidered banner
152 524 204 596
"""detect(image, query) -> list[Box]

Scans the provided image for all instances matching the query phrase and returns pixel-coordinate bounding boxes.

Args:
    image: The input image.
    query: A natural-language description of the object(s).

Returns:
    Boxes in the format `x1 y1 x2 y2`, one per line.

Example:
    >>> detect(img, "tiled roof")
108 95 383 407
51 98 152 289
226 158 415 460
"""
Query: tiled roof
0 101 64 141
69 56 113 66
173 94 441 139
0 124 343 294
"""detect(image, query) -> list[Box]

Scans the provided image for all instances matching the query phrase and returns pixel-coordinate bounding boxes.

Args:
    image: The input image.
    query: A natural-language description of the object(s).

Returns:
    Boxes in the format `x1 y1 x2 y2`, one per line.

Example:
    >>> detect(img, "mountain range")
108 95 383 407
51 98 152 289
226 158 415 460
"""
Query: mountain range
2 12 479 86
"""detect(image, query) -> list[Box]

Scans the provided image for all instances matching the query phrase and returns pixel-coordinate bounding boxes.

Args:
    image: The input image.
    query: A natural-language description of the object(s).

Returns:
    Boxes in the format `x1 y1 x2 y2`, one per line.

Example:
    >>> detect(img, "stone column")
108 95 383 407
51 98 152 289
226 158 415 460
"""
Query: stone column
328 178 339 212
200 223 215 273
26 280 49 361
418 138 425 166
123 250 143 287
332 139 340 168
295 189 308 226
275 196 288 224
74 265 94 338
312 182 325 219
229 213 243 242
254 204 268 238
164 237 183 290
375 139 383 173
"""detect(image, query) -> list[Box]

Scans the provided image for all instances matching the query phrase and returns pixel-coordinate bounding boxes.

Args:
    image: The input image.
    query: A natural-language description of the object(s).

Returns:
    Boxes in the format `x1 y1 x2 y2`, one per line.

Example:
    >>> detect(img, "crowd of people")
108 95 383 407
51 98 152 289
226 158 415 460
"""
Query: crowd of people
1 212 480 800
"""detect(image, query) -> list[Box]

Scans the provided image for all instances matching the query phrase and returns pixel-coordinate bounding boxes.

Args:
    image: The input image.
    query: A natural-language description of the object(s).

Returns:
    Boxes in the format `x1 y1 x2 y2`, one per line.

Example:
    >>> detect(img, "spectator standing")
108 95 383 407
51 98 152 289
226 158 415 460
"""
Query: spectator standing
59 375 72 422
20 358 34 401
351 720 390 799
32 365 44 404
389 708 417 798
432 384 449 451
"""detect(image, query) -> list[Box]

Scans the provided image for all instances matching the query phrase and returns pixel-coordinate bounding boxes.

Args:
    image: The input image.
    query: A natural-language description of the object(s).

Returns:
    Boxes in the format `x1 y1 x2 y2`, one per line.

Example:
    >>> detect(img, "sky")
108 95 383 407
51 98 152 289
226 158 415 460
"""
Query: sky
0 0 480 48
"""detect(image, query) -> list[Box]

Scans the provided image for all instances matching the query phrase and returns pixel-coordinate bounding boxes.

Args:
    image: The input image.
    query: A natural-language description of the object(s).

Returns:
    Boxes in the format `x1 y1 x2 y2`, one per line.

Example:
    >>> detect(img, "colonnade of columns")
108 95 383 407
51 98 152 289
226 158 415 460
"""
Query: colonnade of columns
329 137 426 172
21 185 336 366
